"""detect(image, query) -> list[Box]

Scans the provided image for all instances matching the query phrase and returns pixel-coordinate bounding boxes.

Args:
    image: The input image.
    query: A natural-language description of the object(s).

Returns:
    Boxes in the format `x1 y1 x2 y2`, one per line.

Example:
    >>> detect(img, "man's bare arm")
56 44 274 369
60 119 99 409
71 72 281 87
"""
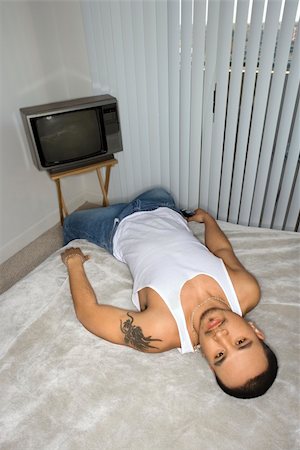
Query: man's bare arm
188 210 261 311
61 248 164 351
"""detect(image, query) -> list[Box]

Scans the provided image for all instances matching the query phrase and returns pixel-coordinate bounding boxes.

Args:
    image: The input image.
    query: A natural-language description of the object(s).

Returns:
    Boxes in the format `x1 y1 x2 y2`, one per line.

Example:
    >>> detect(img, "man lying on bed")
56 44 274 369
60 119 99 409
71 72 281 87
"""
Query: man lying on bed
62 187 278 399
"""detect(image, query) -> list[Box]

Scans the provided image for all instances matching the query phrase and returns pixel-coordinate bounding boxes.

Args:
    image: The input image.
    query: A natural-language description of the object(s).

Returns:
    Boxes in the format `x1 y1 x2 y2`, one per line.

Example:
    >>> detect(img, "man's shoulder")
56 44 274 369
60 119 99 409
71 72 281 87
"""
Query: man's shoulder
226 266 261 314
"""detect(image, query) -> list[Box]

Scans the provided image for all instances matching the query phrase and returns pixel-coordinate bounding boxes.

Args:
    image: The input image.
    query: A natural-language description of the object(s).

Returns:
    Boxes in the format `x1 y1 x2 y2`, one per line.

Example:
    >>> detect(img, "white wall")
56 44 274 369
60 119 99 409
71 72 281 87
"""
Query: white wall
0 1 93 263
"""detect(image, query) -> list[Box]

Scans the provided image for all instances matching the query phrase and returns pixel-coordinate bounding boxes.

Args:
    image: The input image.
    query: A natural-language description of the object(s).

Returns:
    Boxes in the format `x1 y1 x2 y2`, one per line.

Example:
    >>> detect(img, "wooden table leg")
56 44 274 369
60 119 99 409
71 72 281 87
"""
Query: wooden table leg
55 179 64 225
104 165 112 195
61 194 68 218
96 167 109 206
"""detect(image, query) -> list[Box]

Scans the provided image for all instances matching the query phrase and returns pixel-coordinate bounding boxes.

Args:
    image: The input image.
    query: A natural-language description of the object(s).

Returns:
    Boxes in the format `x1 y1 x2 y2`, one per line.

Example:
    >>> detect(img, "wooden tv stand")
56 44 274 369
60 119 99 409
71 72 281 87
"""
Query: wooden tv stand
49 158 118 225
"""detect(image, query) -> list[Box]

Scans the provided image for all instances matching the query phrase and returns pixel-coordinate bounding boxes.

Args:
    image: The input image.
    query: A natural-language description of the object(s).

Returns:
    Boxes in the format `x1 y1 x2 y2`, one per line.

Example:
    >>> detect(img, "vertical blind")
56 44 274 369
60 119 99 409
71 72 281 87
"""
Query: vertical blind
81 0 299 231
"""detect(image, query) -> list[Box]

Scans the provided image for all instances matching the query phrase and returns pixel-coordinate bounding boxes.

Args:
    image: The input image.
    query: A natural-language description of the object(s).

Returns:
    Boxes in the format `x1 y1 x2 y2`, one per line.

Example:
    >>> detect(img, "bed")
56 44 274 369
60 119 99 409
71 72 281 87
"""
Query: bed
0 220 299 450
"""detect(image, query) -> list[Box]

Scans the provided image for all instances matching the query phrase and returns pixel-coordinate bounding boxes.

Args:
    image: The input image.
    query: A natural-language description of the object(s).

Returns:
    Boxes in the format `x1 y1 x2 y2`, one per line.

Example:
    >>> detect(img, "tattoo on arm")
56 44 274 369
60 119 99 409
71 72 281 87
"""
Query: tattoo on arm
120 313 162 351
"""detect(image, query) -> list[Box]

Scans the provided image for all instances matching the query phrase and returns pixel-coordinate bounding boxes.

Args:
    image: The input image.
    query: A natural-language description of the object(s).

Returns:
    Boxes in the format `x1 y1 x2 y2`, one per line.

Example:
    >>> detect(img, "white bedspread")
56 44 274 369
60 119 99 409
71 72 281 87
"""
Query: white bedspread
0 221 299 450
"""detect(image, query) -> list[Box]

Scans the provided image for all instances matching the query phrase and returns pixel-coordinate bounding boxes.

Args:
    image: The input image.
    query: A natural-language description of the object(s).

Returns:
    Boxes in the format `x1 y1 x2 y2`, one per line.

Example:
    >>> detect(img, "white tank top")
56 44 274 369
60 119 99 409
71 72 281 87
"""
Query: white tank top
113 207 242 354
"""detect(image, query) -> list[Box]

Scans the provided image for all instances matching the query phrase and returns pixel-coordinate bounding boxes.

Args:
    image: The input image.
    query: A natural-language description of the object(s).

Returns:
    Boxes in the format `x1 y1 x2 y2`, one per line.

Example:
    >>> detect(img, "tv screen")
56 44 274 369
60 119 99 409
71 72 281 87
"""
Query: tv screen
32 109 104 166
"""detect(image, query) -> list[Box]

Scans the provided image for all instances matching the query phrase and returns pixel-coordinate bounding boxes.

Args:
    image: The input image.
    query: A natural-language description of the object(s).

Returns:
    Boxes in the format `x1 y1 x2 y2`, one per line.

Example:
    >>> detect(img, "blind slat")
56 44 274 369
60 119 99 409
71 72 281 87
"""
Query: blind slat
130 1 152 190
168 0 180 201
250 0 299 227
229 0 265 224
156 0 170 189
200 0 220 211
143 1 161 186
208 0 235 215
118 2 144 193
109 1 138 198
179 0 193 206
218 0 250 221
188 0 206 209
272 101 300 230
261 26 299 228
239 0 282 226
284 167 300 232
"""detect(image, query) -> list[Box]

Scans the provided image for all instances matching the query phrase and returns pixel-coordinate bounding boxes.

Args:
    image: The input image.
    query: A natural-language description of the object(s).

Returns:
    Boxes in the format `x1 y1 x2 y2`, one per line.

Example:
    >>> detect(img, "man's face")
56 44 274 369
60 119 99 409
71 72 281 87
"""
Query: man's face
199 308 268 388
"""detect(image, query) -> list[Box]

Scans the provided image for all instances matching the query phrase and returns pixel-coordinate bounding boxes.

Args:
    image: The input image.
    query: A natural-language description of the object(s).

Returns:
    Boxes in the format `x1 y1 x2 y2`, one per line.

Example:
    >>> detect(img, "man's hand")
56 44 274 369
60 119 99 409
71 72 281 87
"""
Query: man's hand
187 208 210 223
61 247 90 266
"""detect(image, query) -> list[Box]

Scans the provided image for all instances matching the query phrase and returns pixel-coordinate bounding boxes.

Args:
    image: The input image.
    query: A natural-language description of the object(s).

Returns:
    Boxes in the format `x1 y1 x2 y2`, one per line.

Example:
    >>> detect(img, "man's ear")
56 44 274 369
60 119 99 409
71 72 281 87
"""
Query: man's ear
248 321 265 341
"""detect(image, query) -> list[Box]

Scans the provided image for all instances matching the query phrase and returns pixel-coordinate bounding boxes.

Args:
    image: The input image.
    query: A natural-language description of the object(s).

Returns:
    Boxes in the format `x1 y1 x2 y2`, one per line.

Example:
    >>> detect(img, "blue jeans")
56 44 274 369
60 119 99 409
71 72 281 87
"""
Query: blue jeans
63 188 180 254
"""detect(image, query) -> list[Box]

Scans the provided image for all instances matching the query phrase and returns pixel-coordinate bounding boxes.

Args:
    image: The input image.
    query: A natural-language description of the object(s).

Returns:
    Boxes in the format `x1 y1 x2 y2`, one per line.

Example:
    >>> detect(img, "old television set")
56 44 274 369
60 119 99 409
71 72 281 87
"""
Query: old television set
20 95 123 173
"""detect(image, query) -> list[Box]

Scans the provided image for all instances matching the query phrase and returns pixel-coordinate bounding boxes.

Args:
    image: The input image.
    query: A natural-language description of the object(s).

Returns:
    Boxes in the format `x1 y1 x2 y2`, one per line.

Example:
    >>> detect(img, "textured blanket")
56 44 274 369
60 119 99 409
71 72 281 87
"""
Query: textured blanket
0 221 299 450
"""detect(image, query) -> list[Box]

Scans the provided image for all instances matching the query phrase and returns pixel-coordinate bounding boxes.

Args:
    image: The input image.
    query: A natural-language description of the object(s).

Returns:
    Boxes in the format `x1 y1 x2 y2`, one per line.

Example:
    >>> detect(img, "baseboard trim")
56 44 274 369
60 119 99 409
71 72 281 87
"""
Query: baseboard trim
0 195 86 264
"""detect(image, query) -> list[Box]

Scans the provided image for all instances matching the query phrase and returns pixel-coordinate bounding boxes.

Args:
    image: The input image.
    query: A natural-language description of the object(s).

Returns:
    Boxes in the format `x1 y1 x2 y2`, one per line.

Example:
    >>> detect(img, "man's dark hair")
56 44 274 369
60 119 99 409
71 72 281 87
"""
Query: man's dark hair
215 342 278 399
